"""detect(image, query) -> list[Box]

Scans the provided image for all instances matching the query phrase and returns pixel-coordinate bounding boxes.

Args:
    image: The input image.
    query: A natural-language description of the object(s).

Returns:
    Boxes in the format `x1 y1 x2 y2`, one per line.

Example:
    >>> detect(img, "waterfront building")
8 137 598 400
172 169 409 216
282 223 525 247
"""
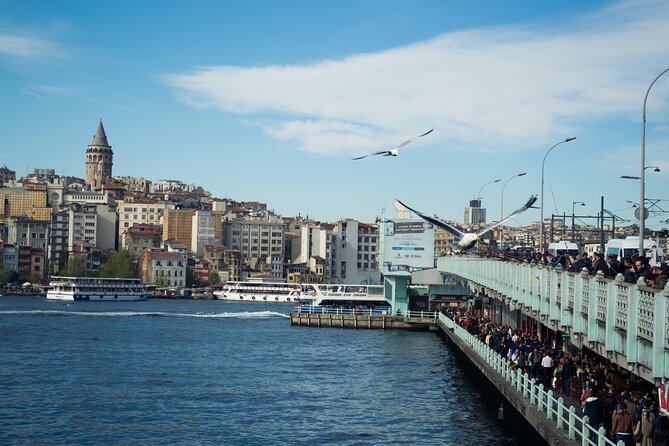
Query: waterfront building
61 192 117 252
117 199 173 248
162 208 197 249
287 219 337 281
0 165 16 186
1 243 18 274
124 224 161 255
191 210 216 257
332 219 380 284
85 118 113 190
222 218 285 278
138 249 186 287
48 209 70 273
0 184 51 224
6 216 49 250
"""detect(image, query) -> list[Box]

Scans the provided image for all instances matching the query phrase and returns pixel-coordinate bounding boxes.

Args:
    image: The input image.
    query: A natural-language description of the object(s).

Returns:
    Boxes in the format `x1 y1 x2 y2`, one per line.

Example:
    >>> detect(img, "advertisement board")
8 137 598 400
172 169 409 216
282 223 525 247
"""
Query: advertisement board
382 218 435 272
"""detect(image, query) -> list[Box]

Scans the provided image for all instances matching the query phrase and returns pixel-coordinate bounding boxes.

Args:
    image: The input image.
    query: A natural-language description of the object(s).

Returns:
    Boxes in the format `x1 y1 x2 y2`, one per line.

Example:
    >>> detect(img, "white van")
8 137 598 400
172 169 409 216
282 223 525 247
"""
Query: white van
547 241 579 257
605 236 665 267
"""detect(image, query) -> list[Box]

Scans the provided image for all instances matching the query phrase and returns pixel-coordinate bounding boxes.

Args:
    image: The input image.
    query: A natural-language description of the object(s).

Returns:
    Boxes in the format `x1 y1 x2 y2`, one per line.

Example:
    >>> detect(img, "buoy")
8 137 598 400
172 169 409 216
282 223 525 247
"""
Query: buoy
498 403 504 420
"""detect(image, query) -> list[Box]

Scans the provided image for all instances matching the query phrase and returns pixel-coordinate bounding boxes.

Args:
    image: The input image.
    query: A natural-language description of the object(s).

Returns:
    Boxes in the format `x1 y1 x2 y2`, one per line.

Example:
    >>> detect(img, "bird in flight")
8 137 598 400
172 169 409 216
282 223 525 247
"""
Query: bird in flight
395 195 537 251
352 129 434 160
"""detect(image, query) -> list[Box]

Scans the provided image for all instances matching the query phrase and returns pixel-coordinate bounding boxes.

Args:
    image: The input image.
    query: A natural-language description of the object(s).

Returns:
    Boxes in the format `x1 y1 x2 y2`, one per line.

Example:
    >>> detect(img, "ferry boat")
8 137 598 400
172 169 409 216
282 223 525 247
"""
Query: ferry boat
301 283 388 307
213 281 303 303
46 276 150 301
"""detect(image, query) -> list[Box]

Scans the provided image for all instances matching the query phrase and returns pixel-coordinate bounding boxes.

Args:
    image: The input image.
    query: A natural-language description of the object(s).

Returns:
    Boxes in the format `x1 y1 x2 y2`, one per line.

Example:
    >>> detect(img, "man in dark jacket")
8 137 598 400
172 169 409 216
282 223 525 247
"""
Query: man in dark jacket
591 252 610 276
607 254 623 276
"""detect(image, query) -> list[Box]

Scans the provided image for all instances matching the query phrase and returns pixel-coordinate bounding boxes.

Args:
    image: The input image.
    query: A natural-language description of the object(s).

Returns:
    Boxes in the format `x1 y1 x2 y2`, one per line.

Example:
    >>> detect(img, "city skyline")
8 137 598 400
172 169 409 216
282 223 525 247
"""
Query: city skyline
1 0 669 228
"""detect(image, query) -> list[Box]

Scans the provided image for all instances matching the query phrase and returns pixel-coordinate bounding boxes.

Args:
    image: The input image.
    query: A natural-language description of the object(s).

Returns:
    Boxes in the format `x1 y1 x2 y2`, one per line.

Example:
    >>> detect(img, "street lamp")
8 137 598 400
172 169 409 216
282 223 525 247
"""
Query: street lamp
478 179 501 200
540 137 577 251
499 172 526 248
572 201 585 242
640 67 669 259
477 179 501 229
621 166 661 180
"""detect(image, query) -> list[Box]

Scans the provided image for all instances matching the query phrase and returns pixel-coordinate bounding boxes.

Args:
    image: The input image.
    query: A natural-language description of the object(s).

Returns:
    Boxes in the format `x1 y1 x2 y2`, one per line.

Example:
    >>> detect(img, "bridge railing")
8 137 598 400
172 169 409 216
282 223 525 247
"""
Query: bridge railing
293 306 437 319
439 313 623 446
438 256 669 382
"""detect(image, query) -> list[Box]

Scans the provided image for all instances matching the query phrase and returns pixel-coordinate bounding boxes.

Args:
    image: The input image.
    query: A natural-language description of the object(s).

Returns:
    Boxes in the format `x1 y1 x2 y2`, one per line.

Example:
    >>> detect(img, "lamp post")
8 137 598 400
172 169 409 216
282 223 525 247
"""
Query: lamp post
540 137 577 251
640 67 669 258
620 165 661 180
477 179 501 229
571 201 585 242
499 172 526 249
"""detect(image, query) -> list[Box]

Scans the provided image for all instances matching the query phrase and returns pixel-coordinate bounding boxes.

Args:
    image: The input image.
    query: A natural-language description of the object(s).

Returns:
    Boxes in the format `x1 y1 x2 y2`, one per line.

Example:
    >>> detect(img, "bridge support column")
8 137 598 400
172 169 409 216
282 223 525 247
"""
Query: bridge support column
384 272 411 315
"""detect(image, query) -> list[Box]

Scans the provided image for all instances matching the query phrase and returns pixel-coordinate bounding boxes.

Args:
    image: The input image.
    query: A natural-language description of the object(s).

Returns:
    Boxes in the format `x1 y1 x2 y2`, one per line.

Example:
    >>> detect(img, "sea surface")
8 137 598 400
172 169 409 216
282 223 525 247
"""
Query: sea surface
0 296 546 445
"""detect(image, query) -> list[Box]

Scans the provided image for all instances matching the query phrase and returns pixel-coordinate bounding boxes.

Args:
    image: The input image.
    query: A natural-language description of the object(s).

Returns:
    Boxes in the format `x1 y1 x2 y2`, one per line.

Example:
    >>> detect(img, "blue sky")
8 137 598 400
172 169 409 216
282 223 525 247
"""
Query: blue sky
1 0 668 229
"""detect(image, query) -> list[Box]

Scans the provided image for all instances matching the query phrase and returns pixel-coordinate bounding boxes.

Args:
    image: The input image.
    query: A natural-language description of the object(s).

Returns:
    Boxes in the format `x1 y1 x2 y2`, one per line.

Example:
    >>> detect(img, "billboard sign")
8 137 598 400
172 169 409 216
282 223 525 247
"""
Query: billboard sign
382 218 435 272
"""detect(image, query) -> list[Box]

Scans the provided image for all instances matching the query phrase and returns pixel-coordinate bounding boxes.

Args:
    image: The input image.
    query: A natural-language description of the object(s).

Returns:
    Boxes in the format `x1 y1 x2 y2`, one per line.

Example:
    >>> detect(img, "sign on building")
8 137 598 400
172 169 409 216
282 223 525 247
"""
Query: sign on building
382 219 435 273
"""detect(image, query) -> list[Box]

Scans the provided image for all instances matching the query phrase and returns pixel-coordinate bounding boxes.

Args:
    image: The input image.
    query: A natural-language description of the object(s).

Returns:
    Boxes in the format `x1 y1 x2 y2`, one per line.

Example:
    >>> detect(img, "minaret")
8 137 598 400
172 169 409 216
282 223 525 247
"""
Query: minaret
85 116 113 190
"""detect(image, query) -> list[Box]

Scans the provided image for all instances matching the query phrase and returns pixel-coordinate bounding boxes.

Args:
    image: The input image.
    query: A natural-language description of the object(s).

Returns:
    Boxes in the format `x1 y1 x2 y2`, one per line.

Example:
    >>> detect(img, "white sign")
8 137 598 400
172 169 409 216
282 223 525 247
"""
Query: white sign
382 218 435 272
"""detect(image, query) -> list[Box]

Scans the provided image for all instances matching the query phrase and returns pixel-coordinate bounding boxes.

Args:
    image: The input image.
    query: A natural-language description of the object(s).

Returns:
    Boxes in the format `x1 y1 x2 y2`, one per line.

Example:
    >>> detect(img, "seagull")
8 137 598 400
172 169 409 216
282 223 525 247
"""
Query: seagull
352 129 434 160
395 195 538 251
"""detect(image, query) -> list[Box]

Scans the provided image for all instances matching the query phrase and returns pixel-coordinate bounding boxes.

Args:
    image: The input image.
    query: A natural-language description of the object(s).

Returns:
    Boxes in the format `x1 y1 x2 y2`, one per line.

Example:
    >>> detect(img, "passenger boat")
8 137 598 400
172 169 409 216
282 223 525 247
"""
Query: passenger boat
213 281 303 303
46 276 150 301
301 283 388 307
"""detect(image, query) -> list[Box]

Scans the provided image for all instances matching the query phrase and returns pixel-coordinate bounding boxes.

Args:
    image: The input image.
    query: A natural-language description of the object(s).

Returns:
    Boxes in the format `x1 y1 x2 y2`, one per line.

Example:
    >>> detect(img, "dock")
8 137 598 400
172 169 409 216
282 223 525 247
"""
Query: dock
290 307 439 331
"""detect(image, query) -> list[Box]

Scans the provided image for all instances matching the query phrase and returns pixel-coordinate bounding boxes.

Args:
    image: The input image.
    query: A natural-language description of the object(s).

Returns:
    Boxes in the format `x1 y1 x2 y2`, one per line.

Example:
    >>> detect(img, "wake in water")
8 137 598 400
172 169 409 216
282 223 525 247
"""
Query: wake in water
0 310 290 319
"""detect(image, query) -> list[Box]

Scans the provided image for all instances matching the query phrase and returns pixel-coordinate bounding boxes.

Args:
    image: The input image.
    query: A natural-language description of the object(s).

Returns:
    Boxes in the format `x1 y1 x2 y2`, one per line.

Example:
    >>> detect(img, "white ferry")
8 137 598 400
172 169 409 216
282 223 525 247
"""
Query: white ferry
46 276 150 301
213 281 303 303
301 283 388 307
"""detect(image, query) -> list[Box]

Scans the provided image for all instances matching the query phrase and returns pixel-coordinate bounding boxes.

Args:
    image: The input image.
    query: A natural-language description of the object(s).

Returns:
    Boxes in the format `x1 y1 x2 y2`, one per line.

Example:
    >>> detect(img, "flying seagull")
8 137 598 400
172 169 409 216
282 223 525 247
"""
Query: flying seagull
352 129 434 160
395 195 538 251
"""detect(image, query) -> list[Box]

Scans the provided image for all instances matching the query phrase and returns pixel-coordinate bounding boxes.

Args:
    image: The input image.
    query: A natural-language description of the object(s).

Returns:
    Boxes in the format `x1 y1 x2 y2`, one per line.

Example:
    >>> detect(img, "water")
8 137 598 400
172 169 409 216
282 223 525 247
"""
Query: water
0 297 545 445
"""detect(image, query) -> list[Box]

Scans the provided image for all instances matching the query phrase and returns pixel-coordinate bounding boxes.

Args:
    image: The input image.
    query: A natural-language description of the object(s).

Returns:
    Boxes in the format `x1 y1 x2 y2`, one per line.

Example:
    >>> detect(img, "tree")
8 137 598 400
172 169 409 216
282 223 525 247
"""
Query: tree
63 255 87 277
98 250 137 278
209 271 221 285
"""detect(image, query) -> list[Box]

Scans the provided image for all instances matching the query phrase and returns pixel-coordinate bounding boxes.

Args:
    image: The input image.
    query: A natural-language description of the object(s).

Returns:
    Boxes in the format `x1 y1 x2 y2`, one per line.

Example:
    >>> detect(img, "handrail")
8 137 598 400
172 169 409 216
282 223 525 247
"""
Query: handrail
293 306 437 319
437 256 669 383
439 313 623 446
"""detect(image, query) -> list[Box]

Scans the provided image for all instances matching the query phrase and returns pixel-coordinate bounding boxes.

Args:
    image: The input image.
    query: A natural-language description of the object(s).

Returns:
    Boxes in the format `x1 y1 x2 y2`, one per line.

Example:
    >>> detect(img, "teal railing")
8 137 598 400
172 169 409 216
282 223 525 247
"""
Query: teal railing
437 256 669 383
294 306 437 319
439 313 624 446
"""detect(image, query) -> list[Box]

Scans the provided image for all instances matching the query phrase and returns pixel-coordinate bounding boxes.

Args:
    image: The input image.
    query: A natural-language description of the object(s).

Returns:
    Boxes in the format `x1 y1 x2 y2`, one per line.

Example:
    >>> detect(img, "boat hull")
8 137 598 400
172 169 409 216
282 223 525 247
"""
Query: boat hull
46 291 148 301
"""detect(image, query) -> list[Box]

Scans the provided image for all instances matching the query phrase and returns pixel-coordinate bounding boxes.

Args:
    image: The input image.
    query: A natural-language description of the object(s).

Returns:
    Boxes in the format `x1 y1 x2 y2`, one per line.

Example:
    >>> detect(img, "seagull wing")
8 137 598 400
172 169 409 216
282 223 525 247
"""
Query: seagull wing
395 199 466 239
476 195 538 237
352 150 391 160
395 128 434 150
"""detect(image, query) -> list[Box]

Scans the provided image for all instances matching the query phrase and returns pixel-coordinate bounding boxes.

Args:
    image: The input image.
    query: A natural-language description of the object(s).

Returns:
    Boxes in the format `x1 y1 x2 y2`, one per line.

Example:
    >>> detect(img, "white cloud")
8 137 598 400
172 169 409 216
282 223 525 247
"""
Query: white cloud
0 34 62 60
165 0 669 157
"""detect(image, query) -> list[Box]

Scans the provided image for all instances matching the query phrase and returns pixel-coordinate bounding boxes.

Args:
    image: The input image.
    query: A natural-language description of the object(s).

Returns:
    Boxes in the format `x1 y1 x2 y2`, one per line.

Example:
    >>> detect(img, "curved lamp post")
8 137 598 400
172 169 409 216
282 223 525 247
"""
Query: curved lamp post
640 67 669 258
499 172 526 248
477 179 501 230
540 137 577 251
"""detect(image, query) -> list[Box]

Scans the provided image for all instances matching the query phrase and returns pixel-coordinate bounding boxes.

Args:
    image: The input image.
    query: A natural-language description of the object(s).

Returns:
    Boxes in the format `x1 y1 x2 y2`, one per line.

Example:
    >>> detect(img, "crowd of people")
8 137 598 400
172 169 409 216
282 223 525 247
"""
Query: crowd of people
443 307 669 446
487 248 669 289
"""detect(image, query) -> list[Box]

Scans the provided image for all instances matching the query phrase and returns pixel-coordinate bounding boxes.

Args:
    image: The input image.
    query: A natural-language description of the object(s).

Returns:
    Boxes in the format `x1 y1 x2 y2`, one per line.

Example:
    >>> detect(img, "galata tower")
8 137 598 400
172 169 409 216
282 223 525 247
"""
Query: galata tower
85 116 113 190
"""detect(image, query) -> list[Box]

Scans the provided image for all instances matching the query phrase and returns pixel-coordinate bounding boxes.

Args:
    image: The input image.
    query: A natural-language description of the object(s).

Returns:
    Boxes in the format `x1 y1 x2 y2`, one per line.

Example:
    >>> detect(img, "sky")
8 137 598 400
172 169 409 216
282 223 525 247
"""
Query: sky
1 0 669 229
